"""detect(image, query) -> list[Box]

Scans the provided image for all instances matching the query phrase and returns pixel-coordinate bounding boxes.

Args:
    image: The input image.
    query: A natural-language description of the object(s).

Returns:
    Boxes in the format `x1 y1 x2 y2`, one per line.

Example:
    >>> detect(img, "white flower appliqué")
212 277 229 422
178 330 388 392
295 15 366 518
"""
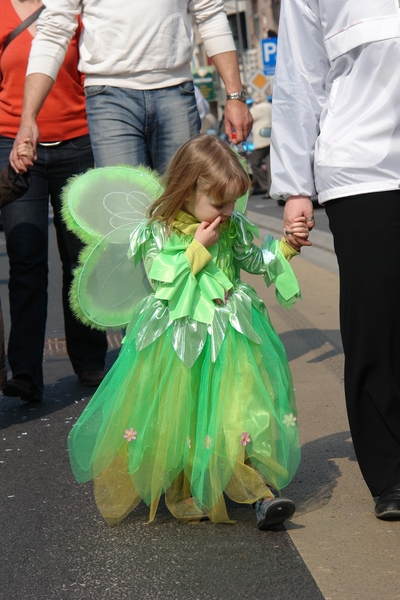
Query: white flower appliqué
282 414 297 427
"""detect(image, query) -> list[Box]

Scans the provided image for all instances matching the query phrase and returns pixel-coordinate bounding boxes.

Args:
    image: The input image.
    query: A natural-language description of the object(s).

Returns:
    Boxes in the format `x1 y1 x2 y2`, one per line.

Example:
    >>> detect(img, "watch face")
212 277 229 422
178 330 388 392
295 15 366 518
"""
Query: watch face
228 91 247 101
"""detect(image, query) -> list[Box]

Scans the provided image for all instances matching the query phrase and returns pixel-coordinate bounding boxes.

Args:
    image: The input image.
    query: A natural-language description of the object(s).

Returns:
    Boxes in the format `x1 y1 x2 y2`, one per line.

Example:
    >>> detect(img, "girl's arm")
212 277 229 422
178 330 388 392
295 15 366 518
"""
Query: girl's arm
232 220 291 275
234 236 300 274
232 213 308 273
231 212 301 308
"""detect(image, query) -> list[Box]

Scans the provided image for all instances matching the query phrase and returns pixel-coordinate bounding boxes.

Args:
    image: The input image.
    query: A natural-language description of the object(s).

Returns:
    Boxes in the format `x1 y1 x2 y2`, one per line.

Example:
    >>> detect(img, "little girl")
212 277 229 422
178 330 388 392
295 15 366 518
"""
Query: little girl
67 135 308 530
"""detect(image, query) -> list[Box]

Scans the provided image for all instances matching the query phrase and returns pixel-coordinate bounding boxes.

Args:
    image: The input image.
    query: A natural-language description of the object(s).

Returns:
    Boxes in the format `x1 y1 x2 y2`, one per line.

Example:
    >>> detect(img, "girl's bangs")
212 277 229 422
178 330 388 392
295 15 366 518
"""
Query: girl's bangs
201 169 249 203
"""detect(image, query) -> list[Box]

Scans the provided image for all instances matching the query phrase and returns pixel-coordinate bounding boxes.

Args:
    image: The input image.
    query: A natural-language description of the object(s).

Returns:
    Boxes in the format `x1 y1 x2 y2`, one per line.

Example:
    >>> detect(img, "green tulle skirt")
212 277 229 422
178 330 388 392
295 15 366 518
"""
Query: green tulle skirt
68 299 300 525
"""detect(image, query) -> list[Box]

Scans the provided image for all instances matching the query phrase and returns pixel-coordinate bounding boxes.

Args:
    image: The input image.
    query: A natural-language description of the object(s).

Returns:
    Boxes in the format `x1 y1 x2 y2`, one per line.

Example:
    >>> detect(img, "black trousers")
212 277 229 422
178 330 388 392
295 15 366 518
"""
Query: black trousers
326 190 400 497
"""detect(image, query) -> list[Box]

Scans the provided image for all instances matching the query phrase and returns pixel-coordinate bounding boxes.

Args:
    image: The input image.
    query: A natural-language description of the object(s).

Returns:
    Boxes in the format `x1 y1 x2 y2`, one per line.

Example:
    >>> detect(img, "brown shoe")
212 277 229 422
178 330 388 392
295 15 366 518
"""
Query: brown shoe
2 375 42 402
78 370 105 387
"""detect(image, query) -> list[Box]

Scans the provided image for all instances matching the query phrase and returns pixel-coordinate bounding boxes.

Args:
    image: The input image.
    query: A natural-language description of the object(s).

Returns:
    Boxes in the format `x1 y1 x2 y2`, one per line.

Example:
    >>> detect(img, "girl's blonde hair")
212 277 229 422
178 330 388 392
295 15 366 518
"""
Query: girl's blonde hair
148 134 249 226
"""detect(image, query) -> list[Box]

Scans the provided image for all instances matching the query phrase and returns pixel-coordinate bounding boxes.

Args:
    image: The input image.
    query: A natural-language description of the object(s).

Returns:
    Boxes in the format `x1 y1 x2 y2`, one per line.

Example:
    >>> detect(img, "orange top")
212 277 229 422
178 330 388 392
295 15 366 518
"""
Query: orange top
0 0 88 141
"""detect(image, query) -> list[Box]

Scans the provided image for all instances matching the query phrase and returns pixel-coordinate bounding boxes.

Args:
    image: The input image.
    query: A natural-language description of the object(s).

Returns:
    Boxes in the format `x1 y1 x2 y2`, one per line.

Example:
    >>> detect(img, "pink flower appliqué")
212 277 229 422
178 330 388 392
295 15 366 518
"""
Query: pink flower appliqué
241 432 251 446
124 428 137 442
205 435 212 449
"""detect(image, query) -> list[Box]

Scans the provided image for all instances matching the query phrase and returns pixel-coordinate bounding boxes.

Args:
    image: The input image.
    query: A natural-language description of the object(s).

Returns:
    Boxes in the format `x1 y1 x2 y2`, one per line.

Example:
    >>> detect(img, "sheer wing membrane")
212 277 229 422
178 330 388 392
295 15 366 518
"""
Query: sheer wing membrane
62 166 164 329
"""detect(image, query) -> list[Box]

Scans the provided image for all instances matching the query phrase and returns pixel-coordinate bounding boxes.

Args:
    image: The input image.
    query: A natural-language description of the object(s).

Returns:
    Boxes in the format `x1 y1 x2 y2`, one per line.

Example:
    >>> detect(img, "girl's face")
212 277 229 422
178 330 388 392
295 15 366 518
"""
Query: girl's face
183 190 236 224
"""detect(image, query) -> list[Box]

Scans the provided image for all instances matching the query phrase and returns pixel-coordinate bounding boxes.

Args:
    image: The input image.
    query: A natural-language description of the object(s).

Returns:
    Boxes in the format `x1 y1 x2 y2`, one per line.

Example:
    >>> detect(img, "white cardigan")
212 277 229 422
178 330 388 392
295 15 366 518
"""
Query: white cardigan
270 0 400 204
27 0 235 90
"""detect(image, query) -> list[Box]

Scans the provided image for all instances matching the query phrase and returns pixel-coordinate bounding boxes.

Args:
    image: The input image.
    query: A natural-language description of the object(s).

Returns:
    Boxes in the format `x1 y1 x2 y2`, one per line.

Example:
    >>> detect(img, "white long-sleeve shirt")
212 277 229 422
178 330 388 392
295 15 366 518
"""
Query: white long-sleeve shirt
27 0 236 90
270 0 400 204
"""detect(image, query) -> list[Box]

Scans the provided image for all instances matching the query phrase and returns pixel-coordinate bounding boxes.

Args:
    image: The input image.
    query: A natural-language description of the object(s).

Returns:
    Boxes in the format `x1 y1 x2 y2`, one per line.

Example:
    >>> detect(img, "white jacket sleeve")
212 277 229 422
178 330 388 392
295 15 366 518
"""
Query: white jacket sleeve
270 0 330 201
27 0 80 81
189 0 236 57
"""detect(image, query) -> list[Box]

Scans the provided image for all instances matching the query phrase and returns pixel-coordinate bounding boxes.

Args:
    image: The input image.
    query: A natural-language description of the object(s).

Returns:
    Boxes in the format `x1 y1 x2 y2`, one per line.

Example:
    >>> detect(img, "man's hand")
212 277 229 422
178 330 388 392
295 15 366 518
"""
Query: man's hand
10 121 39 173
194 217 222 248
224 100 253 143
210 51 253 142
283 196 315 248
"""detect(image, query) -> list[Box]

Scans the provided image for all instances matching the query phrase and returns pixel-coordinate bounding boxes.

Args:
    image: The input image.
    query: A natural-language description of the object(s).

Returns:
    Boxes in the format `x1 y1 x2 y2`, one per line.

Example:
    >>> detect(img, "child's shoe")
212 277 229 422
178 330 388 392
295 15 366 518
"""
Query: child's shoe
254 496 296 530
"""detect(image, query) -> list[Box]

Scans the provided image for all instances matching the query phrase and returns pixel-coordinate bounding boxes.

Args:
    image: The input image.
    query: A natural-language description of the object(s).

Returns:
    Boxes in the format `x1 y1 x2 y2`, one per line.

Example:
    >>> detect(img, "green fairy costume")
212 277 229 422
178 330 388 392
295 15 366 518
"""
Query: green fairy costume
63 166 301 525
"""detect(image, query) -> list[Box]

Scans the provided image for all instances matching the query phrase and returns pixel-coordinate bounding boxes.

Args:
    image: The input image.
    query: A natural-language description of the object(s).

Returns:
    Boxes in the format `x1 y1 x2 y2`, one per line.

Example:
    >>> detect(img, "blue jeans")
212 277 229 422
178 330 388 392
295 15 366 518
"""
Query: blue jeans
84 82 201 173
0 135 107 391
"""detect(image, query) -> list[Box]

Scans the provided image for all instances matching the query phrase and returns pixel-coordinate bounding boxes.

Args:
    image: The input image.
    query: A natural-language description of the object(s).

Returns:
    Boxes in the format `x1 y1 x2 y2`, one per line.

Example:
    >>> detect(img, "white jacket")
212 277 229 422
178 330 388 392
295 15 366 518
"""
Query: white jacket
270 0 400 204
27 0 235 90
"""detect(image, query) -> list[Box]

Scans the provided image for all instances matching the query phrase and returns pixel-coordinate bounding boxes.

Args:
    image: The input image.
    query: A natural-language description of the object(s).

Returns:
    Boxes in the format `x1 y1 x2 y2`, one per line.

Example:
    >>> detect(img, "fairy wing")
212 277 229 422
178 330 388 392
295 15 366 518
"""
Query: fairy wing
62 166 164 329
62 165 164 240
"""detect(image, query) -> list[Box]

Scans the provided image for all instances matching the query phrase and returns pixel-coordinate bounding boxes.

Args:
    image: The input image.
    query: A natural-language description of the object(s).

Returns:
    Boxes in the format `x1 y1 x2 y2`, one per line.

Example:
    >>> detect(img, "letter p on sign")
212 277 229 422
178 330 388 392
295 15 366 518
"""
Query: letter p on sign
262 37 277 75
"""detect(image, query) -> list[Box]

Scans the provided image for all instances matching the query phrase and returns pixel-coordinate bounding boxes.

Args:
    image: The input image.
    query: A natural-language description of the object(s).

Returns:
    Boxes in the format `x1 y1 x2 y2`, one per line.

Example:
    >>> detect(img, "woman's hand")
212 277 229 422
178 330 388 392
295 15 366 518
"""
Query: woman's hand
10 121 39 173
194 216 221 248
15 138 35 164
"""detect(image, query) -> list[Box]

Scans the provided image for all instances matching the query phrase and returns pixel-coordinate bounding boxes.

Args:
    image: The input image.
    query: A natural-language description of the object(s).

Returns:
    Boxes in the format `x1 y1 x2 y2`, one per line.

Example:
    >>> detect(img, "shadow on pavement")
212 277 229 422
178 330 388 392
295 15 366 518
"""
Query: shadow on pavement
285 431 356 516
0 347 121 430
280 327 343 364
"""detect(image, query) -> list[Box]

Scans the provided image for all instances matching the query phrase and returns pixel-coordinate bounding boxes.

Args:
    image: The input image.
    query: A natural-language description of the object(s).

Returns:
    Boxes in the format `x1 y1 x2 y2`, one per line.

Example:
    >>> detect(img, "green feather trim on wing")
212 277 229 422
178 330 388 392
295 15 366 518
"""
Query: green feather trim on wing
61 170 98 245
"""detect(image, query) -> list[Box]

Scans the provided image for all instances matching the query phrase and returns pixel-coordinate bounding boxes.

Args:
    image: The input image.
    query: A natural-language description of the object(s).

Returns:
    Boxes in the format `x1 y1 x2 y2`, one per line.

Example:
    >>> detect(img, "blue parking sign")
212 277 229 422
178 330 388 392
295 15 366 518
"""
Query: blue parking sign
262 37 277 76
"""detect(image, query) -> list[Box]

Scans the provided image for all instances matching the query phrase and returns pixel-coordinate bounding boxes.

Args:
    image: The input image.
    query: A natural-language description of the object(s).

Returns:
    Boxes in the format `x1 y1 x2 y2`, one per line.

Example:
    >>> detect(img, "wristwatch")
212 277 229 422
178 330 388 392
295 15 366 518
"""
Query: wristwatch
226 90 248 103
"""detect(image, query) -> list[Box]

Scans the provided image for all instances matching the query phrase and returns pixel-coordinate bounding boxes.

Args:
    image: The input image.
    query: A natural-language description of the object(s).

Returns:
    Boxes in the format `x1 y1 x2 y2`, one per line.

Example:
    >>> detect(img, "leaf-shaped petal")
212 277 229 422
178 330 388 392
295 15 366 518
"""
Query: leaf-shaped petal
172 318 208 368
229 290 261 344
208 304 230 362
135 300 171 351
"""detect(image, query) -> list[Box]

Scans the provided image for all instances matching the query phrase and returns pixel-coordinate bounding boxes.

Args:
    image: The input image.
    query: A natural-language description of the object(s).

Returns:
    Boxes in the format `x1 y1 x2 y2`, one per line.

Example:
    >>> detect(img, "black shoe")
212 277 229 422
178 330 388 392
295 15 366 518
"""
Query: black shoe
2 375 42 402
78 370 105 387
255 497 296 530
375 484 400 520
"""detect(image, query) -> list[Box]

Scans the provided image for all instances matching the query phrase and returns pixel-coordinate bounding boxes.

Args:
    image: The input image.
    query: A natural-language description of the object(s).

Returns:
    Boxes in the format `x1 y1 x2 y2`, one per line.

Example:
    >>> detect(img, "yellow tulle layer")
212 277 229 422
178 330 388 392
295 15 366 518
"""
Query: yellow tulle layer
68 304 300 524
